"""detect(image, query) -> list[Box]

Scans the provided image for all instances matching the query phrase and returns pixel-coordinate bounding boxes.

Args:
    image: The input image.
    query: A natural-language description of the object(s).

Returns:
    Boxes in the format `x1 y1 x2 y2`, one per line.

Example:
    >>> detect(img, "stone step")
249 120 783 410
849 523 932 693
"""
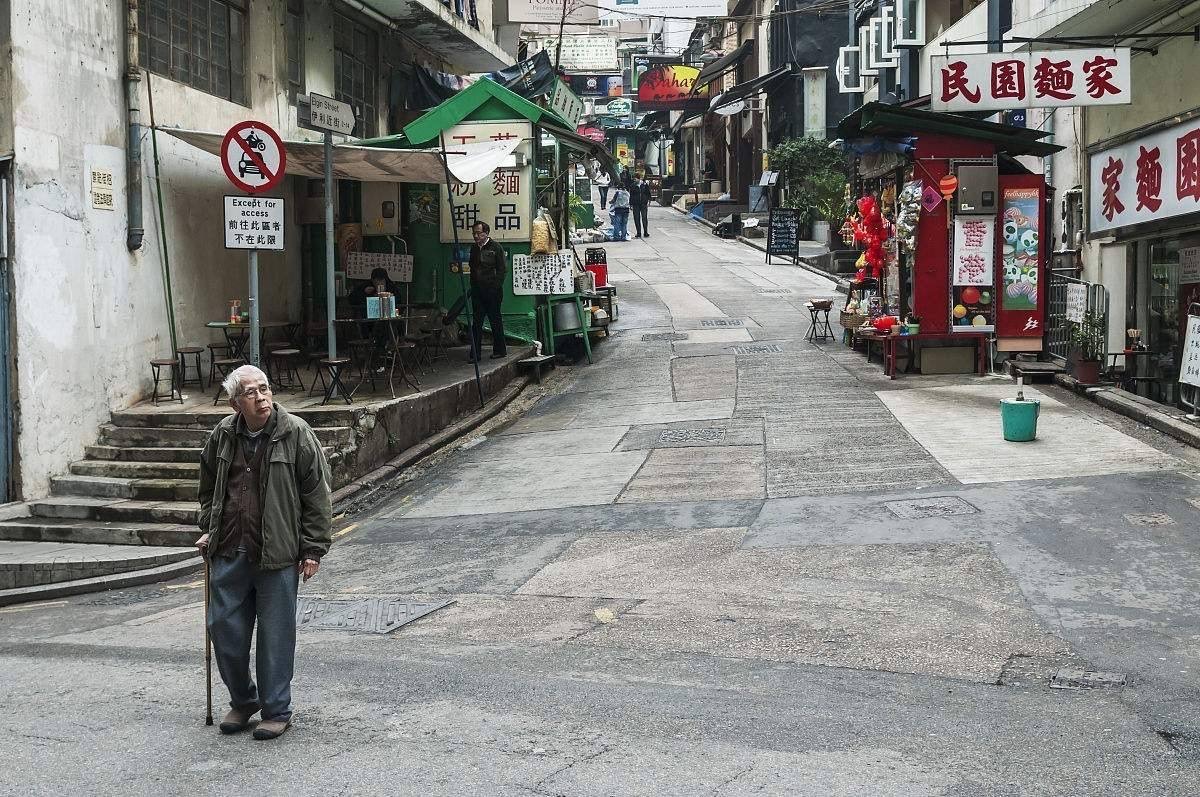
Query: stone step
70 460 200 479
0 517 201 547
99 423 354 448
0 554 204 607
85 445 200 463
51 475 198 502
111 407 355 429
29 496 200 525
0 541 199 590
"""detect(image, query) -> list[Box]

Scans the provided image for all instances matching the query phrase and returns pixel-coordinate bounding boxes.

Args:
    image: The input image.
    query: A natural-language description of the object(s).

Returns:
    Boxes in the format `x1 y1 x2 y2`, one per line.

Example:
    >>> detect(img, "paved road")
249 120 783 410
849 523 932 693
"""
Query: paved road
3 207 1199 795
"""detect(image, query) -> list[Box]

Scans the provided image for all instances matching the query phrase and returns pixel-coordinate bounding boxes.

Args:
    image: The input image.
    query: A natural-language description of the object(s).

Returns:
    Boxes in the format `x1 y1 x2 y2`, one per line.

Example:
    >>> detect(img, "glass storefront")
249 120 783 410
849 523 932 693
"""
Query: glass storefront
1130 231 1200 406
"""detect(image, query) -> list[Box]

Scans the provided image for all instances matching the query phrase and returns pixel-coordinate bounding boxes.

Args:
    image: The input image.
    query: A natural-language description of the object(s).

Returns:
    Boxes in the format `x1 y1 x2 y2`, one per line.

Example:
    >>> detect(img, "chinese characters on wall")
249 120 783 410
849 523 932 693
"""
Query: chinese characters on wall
1090 117 1200 234
512 252 573 295
345 251 414 282
439 121 533 244
931 49 1131 112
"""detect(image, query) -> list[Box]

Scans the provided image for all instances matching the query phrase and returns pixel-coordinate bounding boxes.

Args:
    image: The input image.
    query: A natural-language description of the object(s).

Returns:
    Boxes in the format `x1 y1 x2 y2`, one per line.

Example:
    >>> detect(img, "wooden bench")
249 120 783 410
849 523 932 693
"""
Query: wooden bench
517 354 557 384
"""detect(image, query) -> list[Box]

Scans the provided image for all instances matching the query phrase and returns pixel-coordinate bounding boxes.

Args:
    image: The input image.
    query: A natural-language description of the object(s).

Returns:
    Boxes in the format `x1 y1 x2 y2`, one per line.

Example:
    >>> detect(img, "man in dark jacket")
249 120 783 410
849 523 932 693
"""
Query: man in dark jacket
196 365 332 741
468 221 508 361
630 176 652 238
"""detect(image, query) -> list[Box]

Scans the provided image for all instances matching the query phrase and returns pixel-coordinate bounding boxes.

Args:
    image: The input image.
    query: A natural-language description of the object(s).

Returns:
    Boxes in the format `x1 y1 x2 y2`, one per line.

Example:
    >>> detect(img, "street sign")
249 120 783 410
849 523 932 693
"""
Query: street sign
224 196 285 250
605 97 632 117
308 93 356 136
549 81 585 128
221 121 286 194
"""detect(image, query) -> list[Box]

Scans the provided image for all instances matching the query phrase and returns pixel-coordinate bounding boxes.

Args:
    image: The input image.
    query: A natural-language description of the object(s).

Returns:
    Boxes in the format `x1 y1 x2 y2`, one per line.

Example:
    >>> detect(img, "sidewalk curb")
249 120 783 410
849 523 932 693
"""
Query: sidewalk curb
1054 373 1200 449
676 207 850 294
0 554 202 607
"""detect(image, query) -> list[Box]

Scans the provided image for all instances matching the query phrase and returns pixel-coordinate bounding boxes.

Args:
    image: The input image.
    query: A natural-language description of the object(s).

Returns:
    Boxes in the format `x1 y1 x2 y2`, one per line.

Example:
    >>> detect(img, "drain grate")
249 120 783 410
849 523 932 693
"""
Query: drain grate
295 596 454 634
700 319 745 327
1124 512 1175 526
884 496 979 520
731 344 783 355
642 332 689 342
755 288 792 295
658 428 727 444
1049 668 1128 690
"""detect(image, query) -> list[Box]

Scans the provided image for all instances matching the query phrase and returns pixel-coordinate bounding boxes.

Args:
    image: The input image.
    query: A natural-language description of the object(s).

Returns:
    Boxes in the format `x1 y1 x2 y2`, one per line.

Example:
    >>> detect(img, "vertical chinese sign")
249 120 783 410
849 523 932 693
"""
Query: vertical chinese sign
951 217 996 332
931 49 1131 112
440 121 533 244
1090 116 1200 235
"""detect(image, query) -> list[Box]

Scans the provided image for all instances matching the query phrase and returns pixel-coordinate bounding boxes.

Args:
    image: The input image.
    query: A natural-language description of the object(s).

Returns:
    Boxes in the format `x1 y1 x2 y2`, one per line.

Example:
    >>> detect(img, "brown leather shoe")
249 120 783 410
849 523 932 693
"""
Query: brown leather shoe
219 704 260 734
252 716 291 740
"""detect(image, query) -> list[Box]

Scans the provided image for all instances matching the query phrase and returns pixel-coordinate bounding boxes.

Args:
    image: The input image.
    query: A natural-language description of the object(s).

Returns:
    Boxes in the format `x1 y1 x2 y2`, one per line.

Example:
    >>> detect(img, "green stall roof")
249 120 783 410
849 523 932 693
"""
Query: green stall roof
400 79 572 145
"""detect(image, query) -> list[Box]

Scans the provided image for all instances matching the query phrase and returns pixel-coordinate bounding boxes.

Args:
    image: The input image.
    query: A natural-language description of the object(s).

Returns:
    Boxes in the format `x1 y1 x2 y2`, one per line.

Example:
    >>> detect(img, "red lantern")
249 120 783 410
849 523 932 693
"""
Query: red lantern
939 174 959 200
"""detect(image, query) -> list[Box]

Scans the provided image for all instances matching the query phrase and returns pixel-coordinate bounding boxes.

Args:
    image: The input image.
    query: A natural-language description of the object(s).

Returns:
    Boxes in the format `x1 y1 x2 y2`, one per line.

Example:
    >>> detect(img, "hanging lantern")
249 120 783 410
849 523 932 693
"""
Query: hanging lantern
939 174 959 201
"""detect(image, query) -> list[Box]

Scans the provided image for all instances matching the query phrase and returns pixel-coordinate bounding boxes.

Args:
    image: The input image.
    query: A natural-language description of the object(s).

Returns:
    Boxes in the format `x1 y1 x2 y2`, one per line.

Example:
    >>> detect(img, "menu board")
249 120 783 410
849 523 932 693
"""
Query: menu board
1181 313 1200 388
767 208 800 260
512 251 573 295
1065 283 1087 323
345 251 413 282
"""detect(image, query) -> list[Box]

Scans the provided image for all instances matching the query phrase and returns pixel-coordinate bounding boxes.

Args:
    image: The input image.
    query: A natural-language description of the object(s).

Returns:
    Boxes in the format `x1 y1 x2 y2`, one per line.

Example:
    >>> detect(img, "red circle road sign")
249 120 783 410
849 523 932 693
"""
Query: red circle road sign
220 121 287 194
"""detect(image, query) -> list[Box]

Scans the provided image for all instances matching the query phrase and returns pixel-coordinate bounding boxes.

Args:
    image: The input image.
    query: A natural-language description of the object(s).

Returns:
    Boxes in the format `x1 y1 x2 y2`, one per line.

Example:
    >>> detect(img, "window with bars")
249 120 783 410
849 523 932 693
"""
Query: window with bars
287 0 305 100
334 12 378 138
138 0 247 104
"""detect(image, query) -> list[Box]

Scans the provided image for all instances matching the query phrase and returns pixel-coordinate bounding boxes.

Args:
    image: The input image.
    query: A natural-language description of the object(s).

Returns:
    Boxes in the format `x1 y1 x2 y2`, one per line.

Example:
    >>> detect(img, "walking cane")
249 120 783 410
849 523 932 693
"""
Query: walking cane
204 558 213 726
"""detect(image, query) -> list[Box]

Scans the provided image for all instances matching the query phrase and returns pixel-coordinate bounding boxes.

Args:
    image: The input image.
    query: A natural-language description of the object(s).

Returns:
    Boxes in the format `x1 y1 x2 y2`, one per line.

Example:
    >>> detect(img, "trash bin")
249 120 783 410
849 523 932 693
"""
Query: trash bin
1000 391 1040 442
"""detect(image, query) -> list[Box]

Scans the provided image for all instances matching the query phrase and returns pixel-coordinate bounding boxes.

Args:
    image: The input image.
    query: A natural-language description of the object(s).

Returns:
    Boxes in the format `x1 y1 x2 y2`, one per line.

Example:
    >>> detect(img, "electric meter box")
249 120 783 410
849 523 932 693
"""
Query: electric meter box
362 182 402 235
956 165 998 215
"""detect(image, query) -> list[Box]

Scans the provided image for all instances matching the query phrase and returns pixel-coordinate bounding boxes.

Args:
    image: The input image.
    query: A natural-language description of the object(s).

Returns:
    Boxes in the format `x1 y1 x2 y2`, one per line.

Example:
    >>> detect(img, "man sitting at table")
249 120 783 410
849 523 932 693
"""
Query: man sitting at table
469 221 508 362
348 267 399 352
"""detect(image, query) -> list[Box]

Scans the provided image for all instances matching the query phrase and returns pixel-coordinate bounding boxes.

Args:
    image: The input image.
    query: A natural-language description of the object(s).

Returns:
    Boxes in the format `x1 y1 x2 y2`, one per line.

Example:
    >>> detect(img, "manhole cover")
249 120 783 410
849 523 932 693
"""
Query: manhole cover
755 288 792 295
700 319 744 327
295 596 454 634
732 344 783 355
1049 668 1128 690
884 496 979 520
658 428 727 444
1124 512 1174 526
642 332 689 342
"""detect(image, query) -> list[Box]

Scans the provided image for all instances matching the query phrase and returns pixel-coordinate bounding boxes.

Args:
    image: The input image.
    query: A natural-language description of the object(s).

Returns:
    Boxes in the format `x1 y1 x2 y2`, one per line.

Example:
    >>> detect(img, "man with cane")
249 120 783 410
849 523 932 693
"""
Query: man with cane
195 365 332 740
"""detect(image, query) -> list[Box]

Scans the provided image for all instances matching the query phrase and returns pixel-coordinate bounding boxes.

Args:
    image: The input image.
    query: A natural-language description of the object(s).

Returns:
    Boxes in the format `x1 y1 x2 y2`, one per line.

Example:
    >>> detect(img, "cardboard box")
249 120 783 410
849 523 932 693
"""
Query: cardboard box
919 345 975 374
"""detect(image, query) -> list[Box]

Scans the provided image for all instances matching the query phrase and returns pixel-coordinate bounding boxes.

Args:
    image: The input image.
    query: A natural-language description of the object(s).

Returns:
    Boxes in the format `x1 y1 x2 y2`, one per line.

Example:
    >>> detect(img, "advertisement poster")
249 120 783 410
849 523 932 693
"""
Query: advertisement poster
952 217 996 332
1000 189 1040 310
615 136 633 167
637 65 709 111
568 74 623 97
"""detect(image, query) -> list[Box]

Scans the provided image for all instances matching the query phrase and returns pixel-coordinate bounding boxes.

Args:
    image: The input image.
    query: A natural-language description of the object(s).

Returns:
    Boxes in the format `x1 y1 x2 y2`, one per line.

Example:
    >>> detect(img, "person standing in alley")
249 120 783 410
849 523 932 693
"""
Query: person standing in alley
609 182 631 242
594 166 611 210
196 365 332 741
630 175 652 239
469 221 508 361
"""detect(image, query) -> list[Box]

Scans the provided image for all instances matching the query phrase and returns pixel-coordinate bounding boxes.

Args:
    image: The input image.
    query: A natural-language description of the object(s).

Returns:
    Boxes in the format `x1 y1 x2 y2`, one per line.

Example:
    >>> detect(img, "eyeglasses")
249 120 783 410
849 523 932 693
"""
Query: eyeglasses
238 385 272 399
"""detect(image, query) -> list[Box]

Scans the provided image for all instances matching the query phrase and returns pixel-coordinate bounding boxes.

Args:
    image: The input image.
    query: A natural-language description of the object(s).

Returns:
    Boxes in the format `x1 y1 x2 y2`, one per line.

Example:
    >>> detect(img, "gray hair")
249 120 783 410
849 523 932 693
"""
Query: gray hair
222 365 269 399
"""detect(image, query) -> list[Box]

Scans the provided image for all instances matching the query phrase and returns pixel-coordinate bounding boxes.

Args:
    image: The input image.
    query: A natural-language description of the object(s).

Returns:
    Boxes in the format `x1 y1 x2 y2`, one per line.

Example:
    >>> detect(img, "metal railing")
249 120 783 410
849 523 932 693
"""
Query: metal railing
1046 267 1108 363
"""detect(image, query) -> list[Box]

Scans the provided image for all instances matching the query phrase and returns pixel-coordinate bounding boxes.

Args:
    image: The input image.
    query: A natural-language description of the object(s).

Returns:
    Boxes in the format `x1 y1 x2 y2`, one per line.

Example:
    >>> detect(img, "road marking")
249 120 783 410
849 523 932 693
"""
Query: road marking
0 600 68 613
333 522 359 540
165 579 204 590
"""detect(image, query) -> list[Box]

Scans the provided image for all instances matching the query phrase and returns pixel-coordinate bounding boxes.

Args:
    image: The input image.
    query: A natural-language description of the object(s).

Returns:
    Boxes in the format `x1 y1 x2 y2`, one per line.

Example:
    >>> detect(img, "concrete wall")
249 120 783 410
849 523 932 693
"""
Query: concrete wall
1086 35 1200 148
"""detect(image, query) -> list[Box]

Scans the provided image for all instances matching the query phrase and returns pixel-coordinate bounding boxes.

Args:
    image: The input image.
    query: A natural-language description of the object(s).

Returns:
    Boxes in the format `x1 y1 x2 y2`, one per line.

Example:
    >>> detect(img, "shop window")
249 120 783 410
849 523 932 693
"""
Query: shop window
138 0 247 105
286 0 305 101
335 12 378 139
1142 238 1183 402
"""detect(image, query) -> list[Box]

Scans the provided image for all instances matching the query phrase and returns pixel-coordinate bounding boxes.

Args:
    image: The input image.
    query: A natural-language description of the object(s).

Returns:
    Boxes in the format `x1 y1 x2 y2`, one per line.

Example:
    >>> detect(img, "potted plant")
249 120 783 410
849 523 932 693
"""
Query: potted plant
1069 310 1106 384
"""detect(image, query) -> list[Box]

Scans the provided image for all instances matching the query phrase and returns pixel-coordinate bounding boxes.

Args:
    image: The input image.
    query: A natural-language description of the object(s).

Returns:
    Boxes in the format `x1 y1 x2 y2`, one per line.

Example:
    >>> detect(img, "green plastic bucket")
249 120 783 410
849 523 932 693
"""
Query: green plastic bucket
1001 397 1040 442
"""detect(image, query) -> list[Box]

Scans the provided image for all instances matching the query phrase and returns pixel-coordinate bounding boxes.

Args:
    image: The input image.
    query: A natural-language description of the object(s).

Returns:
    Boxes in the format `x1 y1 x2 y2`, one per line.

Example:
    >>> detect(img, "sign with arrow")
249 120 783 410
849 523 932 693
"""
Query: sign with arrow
307 93 356 136
220 121 286 194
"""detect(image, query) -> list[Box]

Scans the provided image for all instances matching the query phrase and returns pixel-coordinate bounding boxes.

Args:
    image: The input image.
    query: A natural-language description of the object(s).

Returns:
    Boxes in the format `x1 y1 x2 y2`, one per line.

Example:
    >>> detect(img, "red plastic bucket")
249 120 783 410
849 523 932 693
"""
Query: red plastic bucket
584 263 609 287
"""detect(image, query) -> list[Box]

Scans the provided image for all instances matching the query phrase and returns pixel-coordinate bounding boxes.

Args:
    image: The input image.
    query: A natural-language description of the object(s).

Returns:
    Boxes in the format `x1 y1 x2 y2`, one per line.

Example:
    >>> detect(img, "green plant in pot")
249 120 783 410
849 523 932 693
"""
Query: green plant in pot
1069 310 1106 384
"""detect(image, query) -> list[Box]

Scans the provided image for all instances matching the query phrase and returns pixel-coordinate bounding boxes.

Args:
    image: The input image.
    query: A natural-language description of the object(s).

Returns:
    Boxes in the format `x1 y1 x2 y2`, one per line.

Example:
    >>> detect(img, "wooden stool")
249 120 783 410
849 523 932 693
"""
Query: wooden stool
347 339 376 392
517 354 556 384
270 348 305 392
207 343 231 385
311 358 353 405
176 346 205 390
211 358 245 404
150 358 183 405
805 300 835 342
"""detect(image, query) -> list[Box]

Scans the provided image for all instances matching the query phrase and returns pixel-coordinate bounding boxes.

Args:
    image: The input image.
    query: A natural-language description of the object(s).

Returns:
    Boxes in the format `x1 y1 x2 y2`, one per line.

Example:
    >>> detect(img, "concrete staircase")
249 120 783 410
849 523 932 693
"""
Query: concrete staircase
0 408 354 604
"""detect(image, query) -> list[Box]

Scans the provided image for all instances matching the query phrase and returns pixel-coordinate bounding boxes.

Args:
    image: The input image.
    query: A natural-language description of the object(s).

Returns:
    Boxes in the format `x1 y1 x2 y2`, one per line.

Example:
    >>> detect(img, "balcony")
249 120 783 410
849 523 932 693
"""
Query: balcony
344 0 514 71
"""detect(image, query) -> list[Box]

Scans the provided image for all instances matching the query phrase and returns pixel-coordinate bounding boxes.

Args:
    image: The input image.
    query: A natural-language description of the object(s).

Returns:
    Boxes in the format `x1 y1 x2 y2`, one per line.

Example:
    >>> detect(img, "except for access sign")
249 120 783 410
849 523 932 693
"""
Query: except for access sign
308 93 356 136
221 121 287 194
225 196 285 250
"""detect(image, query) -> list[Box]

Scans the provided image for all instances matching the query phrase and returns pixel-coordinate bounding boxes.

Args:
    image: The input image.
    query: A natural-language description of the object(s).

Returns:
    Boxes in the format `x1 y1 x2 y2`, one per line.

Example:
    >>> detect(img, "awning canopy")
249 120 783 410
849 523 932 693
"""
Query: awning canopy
708 65 796 111
836 102 1065 158
158 127 520 184
692 40 754 95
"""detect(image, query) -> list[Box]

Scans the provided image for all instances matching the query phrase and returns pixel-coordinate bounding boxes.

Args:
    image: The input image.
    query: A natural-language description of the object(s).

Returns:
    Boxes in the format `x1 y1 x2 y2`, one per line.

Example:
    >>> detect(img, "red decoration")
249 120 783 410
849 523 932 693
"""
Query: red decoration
850 196 887 279
939 175 959 200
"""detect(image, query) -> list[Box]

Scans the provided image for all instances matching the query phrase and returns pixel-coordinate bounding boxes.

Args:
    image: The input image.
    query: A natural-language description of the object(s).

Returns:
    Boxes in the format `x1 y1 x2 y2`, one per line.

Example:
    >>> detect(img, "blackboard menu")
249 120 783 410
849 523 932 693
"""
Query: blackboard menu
767 208 800 258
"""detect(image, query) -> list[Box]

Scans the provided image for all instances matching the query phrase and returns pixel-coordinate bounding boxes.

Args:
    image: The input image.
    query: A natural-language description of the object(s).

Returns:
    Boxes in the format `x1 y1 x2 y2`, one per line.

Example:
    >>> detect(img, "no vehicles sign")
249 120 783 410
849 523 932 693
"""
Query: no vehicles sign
221 121 286 194
224 196 285 250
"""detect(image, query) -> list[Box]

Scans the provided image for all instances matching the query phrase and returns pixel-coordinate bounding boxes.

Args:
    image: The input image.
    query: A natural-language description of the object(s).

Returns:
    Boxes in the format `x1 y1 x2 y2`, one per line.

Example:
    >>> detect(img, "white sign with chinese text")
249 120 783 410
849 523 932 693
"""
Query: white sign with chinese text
506 0 598 24
1181 247 1200 284
439 121 534 244
307 93 355 136
345 251 414 282
224 196 284 250
952 217 996 286
1065 282 1087 323
1181 314 1200 387
1090 116 1200 234
512 251 573 295
539 36 620 73
549 80 584 128
90 168 115 211
931 49 1131 112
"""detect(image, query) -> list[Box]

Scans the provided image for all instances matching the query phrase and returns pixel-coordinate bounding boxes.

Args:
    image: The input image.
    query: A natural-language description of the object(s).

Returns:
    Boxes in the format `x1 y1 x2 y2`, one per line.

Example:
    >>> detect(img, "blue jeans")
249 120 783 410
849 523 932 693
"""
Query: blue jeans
598 185 609 209
207 551 299 721
612 208 629 241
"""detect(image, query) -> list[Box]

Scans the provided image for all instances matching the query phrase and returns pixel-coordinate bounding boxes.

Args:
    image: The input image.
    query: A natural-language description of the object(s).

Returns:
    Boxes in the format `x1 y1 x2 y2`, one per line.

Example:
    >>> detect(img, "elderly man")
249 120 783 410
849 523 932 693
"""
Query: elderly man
195 365 332 740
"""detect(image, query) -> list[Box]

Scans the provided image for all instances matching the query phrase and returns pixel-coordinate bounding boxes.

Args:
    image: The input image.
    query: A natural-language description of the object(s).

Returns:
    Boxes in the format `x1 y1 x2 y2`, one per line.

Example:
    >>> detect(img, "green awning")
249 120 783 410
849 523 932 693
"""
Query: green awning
837 102 1064 158
400 79 572 146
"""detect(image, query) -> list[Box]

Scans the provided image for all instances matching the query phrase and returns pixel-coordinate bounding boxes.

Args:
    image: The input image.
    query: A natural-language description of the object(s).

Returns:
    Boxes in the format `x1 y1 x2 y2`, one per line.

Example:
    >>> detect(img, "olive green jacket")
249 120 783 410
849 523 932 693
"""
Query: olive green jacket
197 404 332 570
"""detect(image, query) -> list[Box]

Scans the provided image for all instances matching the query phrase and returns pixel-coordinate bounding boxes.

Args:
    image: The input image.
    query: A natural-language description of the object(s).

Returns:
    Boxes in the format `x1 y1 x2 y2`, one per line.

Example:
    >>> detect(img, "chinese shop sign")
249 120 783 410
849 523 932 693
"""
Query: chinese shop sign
439 121 533 244
1090 116 1200 234
931 49 1131 112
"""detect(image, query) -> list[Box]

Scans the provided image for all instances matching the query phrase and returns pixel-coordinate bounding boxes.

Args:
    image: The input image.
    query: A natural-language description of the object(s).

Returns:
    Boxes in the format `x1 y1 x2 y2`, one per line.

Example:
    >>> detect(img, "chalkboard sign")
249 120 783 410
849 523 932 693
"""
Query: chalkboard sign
766 207 800 263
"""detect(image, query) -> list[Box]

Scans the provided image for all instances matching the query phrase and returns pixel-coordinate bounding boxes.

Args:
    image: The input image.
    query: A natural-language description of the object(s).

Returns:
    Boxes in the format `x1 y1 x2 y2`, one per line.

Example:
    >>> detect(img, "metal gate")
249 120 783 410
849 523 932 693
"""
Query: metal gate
1046 266 1108 363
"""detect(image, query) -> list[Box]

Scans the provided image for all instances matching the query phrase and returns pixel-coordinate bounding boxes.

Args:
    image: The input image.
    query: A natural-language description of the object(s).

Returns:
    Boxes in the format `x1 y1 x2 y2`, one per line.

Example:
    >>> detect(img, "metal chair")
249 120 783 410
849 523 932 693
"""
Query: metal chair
211 358 246 405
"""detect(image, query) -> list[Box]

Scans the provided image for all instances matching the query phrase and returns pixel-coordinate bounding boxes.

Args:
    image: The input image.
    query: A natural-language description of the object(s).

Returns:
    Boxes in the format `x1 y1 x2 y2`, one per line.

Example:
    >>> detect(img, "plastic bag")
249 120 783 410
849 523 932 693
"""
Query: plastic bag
531 216 552 254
